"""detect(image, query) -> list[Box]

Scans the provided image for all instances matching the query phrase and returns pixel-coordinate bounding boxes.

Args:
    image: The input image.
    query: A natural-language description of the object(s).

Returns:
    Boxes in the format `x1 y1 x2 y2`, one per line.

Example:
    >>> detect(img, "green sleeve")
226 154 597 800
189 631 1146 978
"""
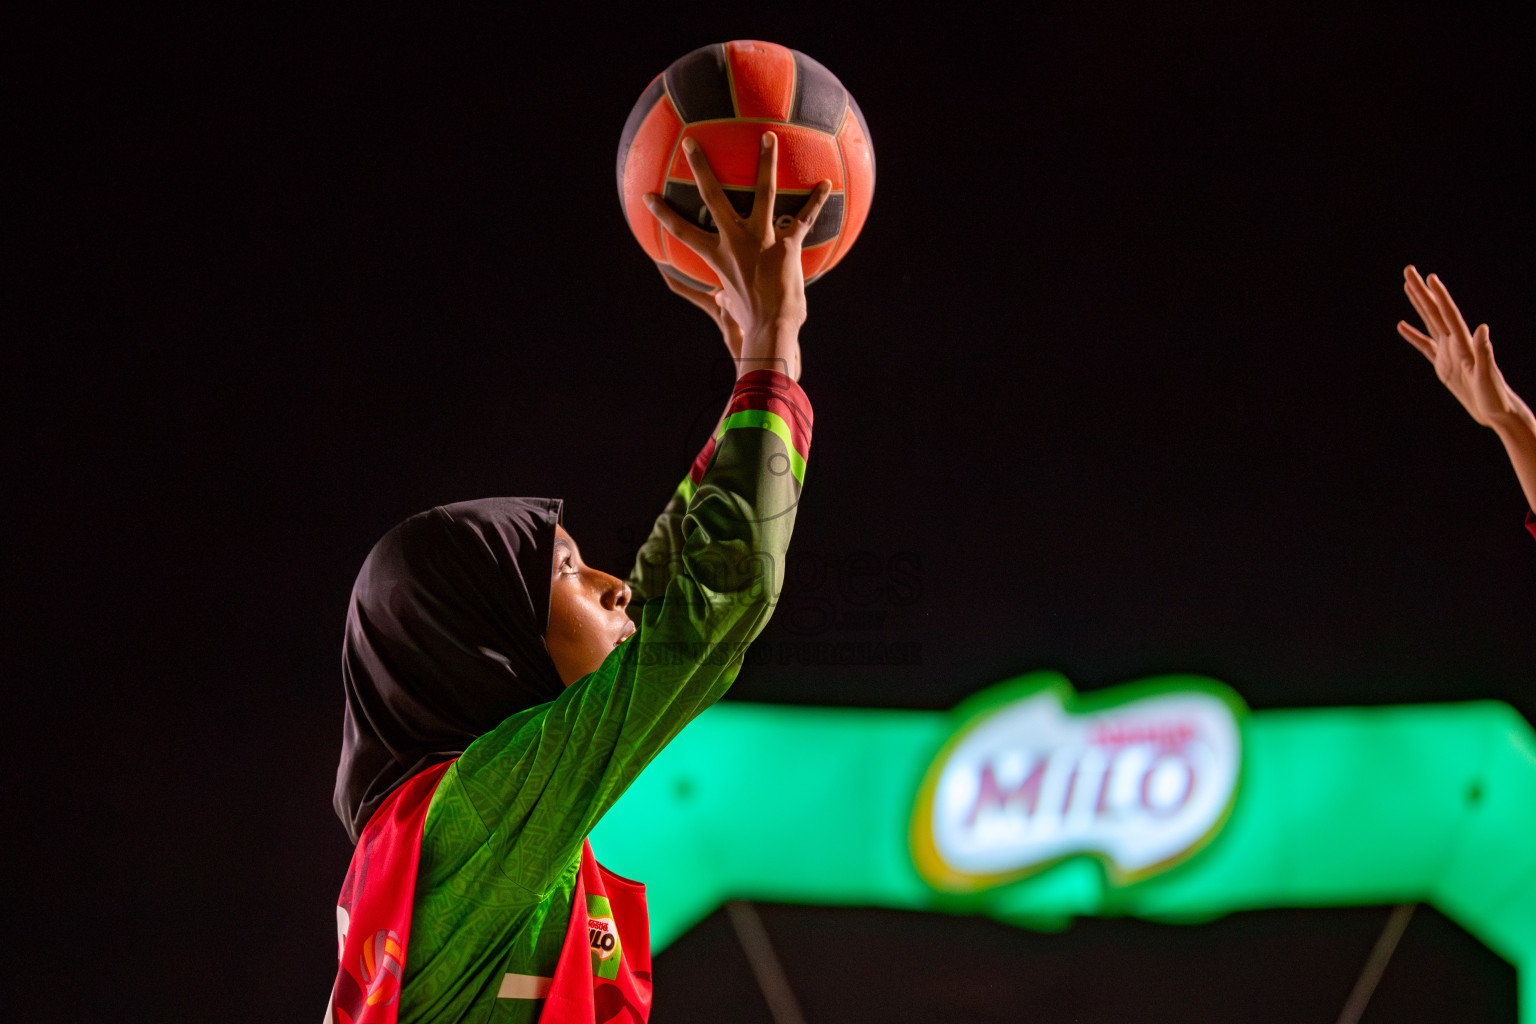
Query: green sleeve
624 387 738 609
625 481 689 611
452 369 813 895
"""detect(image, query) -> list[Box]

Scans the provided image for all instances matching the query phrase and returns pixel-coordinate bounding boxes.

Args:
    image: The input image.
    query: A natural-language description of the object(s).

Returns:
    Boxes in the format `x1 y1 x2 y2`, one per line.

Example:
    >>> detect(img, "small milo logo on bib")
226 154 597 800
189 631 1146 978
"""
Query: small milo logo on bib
910 673 1244 892
586 894 623 980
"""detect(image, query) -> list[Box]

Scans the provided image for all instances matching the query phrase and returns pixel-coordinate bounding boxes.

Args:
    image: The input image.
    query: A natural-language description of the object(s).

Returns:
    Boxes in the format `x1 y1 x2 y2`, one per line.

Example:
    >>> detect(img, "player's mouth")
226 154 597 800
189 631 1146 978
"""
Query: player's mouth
615 621 637 647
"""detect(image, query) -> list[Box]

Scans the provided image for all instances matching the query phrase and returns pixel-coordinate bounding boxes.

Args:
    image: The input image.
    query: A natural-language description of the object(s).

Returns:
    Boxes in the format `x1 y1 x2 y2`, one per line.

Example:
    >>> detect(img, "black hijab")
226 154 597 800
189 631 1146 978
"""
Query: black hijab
334 497 566 843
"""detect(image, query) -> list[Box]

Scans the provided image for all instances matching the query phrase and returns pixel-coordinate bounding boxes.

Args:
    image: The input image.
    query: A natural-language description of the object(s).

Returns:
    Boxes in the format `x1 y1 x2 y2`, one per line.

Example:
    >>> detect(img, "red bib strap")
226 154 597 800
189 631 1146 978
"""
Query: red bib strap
326 761 453 1024
539 839 653 1023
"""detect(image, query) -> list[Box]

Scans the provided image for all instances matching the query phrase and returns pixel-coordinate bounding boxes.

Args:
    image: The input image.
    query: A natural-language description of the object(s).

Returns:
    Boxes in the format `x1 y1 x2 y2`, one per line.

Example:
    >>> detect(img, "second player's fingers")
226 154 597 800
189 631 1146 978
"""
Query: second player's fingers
644 193 720 267
1425 273 1473 343
752 132 778 238
1472 323 1500 371
1403 269 1447 337
788 180 834 240
682 138 740 235
1469 324 1508 400
1397 320 1437 361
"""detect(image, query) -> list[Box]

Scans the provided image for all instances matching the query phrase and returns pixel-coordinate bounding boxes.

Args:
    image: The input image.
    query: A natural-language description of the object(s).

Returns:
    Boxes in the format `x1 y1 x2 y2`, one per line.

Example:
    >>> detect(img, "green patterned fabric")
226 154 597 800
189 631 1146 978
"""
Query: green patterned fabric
397 375 811 1023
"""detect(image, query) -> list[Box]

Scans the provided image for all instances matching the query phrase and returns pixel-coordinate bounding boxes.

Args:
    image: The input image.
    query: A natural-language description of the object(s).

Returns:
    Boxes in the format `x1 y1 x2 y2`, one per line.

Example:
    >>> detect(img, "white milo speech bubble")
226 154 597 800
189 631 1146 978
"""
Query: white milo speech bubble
911 675 1243 892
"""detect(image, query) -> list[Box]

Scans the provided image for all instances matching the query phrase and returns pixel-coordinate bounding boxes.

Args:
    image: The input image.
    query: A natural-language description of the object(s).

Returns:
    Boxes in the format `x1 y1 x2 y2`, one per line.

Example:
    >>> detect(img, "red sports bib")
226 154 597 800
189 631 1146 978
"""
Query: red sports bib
325 761 452 1024
539 840 653 1023
326 764 652 1023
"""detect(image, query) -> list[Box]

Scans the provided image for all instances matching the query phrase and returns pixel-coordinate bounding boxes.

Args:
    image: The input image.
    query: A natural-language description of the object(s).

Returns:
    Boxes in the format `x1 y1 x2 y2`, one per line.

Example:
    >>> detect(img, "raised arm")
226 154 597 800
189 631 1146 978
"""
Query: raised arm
628 132 822 607
444 135 831 894
1398 265 1536 529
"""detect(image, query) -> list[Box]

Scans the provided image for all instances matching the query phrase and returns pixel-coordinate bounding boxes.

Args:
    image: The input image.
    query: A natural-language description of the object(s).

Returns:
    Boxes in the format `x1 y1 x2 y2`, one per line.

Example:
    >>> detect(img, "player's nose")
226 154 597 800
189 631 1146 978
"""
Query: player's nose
601 574 631 611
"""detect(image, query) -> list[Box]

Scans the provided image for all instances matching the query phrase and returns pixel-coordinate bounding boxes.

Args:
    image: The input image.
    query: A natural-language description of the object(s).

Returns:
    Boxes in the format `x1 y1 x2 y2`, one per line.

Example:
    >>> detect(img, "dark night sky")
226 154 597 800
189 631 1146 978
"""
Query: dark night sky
11 3 1533 1021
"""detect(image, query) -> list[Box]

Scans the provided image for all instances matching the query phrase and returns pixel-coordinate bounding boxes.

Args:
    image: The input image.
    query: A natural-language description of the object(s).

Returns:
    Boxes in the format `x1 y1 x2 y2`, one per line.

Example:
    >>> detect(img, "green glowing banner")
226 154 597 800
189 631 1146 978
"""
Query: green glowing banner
590 673 1536 1019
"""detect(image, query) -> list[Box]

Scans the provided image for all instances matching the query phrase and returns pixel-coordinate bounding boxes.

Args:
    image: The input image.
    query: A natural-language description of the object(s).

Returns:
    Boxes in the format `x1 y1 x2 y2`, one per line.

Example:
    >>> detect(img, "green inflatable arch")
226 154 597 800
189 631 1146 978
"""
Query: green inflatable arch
591 673 1536 1019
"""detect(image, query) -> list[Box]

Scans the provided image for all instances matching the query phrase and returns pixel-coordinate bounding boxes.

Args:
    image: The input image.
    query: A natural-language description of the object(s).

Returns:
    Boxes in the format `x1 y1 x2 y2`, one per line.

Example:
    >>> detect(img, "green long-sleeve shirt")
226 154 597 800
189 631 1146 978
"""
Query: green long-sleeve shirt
397 370 813 1023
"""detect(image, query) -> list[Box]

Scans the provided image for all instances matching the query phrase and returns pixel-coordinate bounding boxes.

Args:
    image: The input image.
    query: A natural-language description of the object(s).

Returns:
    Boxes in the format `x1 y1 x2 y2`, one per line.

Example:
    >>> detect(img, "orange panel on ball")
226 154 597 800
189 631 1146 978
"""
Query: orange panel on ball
825 111 875 270
668 122 845 191
621 95 682 262
800 241 834 281
662 231 720 289
724 41 795 121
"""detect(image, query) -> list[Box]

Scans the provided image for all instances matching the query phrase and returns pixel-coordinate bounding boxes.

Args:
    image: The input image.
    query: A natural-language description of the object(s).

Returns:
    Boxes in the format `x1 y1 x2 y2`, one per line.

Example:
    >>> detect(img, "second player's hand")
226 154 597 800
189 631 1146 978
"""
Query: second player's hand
1398 264 1536 515
645 132 829 380
1398 265 1527 429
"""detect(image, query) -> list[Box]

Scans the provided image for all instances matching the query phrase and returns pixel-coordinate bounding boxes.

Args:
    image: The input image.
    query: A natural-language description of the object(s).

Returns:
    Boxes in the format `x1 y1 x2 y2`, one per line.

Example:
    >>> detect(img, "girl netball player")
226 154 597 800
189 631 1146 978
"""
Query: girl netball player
1397 265 1536 538
326 134 832 1023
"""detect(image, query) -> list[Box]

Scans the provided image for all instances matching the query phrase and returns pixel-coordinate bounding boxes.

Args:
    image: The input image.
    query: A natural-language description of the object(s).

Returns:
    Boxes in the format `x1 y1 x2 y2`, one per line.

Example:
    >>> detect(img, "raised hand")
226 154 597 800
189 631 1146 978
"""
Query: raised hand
1398 266 1525 429
1398 265 1536 515
645 132 830 381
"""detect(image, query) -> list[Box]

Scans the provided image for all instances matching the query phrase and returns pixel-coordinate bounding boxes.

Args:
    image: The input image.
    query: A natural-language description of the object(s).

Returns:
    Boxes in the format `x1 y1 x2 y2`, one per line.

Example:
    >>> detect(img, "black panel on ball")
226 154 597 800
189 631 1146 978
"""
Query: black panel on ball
788 50 847 134
616 74 666 203
846 92 876 180
663 181 752 232
658 261 713 292
794 192 844 248
664 44 735 124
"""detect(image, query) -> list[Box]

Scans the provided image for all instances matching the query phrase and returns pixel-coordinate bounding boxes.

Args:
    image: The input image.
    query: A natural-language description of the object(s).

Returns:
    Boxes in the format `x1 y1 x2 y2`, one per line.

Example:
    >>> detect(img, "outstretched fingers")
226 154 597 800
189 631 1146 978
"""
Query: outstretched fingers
1403 266 1447 338
752 132 779 240
787 181 834 242
1398 320 1437 361
644 193 717 265
1425 273 1471 336
682 138 740 236
1425 272 1478 368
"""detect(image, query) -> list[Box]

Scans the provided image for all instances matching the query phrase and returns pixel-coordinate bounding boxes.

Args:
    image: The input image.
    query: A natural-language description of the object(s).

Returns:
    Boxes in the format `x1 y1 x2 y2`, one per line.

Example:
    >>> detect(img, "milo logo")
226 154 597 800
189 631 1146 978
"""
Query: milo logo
586 894 622 980
911 674 1244 892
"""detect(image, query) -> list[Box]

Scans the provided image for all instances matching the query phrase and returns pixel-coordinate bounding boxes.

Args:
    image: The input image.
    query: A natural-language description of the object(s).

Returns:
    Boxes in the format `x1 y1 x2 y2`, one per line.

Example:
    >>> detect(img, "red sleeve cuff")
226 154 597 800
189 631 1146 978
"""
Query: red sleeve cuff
686 370 813 488
730 369 813 446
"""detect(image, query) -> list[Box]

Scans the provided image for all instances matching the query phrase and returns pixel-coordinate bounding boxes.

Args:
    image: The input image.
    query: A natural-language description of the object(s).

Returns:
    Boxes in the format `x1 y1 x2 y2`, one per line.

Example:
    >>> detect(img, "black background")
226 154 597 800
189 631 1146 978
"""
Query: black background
12 2 1533 1020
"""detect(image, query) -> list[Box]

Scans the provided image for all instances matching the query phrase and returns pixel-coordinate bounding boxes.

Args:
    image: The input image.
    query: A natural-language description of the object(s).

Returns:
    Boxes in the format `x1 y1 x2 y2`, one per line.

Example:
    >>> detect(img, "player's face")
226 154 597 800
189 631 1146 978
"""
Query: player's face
545 524 635 686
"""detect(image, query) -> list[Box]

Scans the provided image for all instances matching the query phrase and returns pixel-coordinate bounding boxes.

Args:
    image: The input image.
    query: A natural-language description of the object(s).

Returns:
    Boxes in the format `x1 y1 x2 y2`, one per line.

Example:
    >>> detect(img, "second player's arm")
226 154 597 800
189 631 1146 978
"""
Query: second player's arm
1399 266 1536 523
